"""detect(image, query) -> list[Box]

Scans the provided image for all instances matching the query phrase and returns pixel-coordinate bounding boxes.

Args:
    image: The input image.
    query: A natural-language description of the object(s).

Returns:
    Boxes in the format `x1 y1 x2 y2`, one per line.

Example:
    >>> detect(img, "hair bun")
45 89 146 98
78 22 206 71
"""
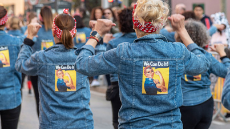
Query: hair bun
63 9 69 14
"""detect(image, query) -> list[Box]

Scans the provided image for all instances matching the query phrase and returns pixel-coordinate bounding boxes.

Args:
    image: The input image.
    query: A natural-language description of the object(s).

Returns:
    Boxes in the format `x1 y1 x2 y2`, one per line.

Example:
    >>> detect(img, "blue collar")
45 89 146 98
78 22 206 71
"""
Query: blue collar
0 31 6 35
134 34 168 43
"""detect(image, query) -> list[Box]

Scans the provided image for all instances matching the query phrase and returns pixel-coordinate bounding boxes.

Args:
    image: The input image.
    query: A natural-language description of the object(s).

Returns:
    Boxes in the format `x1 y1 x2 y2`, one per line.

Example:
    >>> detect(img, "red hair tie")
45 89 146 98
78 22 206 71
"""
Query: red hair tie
132 3 159 33
0 13 8 26
53 9 77 39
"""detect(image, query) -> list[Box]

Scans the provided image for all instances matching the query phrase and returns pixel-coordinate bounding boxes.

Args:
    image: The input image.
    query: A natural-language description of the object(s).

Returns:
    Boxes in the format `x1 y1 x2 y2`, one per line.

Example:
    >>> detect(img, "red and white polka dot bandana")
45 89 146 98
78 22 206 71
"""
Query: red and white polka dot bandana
0 13 8 26
132 3 159 33
53 9 76 39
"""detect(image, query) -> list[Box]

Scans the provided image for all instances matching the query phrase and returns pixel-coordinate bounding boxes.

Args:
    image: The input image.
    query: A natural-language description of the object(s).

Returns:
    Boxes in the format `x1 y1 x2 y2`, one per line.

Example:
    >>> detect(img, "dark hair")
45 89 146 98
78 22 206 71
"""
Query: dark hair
74 15 84 28
55 13 75 49
79 8 86 18
182 11 196 20
0 6 7 28
118 8 135 33
90 6 103 20
104 8 117 22
194 5 204 10
40 6 53 31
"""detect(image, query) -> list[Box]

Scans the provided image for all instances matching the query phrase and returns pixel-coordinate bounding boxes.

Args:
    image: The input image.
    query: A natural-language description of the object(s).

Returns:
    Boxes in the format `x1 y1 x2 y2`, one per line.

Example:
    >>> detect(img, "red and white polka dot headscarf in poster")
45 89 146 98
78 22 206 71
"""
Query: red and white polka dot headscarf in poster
132 3 159 33
0 12 8 26
53 9 76 39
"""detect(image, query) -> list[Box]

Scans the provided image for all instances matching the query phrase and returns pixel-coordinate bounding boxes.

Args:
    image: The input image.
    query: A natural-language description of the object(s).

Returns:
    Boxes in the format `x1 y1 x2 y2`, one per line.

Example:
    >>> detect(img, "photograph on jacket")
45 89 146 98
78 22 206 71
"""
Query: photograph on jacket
185 74 202 81
142 61 169 95
55 65 76 92
76 32 86 43
41 40 54 50
0 46 10 68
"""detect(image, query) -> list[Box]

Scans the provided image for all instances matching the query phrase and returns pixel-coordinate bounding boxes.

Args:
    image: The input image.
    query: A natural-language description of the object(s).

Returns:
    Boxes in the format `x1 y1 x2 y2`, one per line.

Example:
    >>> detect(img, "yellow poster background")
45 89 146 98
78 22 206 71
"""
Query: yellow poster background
55 70 77 92
76 33 86 43
142 67 169 95
0 49 10 67
41 41 54 50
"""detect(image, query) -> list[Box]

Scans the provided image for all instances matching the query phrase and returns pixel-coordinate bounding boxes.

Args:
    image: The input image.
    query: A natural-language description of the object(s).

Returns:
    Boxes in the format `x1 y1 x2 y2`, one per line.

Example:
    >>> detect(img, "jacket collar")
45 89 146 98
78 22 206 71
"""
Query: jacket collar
134 34 168 43
0 30 6 35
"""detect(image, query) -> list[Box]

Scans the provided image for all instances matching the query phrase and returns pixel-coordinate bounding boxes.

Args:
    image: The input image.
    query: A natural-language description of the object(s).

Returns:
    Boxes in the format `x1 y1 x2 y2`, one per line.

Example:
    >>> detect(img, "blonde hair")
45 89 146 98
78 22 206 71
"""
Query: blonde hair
9 16 20 30
134 0 169 37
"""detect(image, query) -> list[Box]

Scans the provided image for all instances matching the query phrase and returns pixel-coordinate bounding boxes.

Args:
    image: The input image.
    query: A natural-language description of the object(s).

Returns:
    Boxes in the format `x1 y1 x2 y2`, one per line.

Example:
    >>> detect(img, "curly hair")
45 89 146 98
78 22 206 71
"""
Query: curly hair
184 19 209 47
134 0 169 36
118 8 135 33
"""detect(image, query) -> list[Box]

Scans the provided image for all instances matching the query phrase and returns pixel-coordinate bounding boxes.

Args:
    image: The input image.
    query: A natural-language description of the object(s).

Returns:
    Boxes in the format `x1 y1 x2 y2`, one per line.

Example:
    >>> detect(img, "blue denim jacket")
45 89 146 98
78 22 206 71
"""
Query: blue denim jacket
106 32 137 82
0 31 22 110
32 25 54 52
75 34 210 128
8 30 23 36
74 27 91 48
160 26 217 42
181 52 230 106
16 43 93 129
222 69 230 110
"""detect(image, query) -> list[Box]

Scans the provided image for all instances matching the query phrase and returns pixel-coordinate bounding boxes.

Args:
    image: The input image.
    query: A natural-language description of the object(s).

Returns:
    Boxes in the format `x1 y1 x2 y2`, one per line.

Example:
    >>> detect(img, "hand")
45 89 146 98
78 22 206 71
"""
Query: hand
89 20 97 31
95 19 116 36
210 44 226 57
168 14 185 32
70 86 75 90
65 73 70 77
27 23 41 40
213 24 226 31
155 70 161 76
64 79 69 83
103 33 114 43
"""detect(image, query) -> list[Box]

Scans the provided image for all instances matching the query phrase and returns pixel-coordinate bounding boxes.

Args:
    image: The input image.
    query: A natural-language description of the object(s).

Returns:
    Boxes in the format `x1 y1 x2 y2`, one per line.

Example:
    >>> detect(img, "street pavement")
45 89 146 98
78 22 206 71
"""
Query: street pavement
15 87 230 129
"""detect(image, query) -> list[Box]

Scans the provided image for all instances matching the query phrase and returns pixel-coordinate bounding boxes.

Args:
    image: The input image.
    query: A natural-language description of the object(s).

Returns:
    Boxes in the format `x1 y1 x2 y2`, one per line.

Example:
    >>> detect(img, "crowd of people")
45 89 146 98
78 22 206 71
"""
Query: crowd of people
1 0 230 129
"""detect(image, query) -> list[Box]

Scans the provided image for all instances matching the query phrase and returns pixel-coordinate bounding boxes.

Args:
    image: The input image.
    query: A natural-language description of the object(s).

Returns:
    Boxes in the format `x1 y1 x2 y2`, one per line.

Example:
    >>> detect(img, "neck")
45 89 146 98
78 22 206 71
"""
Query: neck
54 36 61 44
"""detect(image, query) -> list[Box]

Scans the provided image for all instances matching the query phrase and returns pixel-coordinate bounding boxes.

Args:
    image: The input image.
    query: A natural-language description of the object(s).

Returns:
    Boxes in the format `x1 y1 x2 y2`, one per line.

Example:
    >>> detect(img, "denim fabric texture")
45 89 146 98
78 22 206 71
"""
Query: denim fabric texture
222 69 230 110
181 52 230 106
74 27 91 49
7 30 23 37
75 34 210 129
0 31 22 110
16 43 93 129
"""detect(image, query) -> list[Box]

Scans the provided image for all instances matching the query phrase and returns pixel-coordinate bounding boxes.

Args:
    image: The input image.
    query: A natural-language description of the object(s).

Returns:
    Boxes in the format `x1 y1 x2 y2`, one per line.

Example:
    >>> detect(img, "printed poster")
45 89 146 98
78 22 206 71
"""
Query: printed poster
0 46 10 68
142 61 169 95
185 74 202 81
41 40 54 50
55 65 77 92
76 32 86 43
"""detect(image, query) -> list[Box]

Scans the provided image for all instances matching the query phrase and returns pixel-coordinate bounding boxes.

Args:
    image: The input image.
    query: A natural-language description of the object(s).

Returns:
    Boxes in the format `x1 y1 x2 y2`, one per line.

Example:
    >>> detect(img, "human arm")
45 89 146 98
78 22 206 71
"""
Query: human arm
0 53 9 65
222 69 230 110
15 23 42 76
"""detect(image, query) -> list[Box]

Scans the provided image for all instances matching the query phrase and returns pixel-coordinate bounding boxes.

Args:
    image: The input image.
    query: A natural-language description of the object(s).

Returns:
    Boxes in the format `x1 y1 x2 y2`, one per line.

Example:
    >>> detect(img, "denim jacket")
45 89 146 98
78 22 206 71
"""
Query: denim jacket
75 34 210 129
32 25 54 52
74 27 91 48
106 32 137 82
181 52 230 106
16 42 93 129
222 69 230 110
8 30 23 37
160 26 217 42
0 31 22 110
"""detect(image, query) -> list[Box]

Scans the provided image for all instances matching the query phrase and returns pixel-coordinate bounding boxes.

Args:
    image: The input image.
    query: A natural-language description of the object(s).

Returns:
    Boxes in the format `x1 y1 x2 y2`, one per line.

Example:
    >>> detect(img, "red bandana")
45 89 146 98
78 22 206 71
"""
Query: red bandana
53 9 76 39
0 13 8 26
132 3 159 33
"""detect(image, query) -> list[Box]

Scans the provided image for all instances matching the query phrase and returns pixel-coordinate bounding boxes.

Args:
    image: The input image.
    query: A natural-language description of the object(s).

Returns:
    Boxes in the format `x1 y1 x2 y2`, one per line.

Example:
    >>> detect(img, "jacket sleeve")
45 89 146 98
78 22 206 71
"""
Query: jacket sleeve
15 44 40 76
208 26 217 37
183 43 210 75
75 44 121 76
209 55 230 78
222 69 230 110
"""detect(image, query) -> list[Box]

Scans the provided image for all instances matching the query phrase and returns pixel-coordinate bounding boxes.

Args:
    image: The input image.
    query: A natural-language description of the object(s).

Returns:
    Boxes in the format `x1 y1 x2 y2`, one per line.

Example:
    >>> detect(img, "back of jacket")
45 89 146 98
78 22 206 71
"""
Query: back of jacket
16 44 93 128
0 31 22 110
32 25 54 52
75 34 210 129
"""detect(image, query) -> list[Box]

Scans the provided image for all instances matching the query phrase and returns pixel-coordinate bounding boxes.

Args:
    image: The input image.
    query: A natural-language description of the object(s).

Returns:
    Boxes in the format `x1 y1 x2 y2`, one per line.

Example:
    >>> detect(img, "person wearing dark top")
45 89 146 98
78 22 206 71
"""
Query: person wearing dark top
194 5 212 29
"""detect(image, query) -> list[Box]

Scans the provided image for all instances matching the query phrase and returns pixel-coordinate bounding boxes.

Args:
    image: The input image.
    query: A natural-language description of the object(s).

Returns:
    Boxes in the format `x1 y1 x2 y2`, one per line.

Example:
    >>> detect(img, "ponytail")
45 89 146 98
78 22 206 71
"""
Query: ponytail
61 30 74 49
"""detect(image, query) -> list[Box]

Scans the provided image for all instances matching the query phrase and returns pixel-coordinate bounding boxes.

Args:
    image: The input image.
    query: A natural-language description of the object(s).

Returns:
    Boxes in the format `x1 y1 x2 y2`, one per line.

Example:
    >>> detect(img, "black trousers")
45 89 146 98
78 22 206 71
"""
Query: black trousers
30 75 39 117
110 82 121 129
180 97 214 129
0 105 21 129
